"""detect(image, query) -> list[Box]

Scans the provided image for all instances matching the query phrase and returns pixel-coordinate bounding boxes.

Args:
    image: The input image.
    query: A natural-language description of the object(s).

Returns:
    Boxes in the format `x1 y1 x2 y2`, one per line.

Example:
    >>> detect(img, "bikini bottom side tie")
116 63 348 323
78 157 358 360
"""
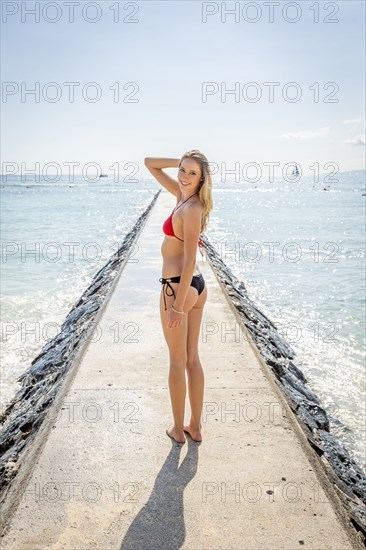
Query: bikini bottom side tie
159 276 181 311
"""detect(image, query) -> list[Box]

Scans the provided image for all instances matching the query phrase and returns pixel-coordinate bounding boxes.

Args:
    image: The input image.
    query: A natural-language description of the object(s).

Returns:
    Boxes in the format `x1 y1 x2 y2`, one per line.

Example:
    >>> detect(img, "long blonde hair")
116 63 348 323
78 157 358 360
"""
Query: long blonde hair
179 149 213 234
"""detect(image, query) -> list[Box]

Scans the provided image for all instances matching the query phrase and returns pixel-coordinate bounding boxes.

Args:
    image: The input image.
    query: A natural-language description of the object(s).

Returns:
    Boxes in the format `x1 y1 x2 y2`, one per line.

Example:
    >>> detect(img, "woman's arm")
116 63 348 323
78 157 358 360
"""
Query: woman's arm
171 205 202 311
144 157 180 169
144 157 181 197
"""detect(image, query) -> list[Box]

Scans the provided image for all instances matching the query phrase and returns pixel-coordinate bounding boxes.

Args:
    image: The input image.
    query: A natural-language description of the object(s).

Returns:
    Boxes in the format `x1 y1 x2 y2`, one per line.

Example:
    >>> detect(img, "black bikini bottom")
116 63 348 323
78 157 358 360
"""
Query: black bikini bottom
159 273 205 311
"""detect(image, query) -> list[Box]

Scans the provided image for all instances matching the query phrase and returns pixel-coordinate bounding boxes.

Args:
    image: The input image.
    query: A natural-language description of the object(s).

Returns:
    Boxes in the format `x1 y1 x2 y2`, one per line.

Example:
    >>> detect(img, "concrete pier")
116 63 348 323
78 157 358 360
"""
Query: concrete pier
0 191 362 549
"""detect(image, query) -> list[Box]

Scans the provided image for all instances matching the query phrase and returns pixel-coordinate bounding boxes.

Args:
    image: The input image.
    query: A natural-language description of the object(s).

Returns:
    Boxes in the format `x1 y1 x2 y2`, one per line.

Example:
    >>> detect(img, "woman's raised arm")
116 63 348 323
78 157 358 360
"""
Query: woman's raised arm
144 157 181 197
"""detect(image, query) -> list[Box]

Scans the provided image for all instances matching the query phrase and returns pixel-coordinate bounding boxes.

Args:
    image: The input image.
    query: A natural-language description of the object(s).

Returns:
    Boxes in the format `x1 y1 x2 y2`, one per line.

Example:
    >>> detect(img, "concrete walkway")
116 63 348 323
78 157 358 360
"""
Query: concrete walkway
0 191 361 549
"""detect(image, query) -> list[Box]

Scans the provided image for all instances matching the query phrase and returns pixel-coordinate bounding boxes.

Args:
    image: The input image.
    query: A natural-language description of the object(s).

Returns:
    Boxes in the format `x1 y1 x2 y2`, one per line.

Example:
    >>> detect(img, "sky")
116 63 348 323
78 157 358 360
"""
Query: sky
1 0 365 181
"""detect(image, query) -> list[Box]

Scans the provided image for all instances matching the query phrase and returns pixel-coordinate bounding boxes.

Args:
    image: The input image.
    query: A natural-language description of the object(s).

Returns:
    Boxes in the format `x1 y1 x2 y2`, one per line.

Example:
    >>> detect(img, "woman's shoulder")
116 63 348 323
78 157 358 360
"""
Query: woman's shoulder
183 199 202 215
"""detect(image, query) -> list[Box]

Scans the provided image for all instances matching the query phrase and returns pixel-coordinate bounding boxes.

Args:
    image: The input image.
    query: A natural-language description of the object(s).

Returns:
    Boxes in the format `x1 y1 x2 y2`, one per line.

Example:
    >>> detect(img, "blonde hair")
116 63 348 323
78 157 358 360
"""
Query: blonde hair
179 149 213 234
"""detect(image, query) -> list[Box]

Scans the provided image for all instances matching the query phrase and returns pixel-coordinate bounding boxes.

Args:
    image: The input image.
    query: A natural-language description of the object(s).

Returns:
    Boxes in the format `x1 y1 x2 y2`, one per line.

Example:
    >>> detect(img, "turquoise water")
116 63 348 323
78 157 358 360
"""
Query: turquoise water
1 171 365 471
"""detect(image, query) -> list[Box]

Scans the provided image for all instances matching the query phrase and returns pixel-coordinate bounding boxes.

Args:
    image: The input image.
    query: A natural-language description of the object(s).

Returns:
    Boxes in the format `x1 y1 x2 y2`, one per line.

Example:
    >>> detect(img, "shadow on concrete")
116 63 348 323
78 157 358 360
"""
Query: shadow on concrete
120 437 200 550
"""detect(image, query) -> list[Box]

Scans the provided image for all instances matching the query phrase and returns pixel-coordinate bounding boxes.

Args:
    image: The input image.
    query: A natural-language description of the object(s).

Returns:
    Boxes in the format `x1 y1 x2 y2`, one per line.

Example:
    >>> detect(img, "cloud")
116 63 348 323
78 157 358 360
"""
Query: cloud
343 118 363 125
343 134 366 146
281 127 330 140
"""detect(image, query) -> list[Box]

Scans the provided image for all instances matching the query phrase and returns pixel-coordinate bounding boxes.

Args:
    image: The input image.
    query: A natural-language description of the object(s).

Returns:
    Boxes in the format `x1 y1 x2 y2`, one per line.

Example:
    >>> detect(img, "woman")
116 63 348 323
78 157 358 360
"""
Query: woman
144 150 213 445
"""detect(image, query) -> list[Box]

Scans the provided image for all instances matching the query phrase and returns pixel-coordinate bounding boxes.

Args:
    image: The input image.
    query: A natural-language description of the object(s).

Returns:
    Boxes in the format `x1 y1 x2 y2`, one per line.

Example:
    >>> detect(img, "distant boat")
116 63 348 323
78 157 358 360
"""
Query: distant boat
99 173 108 178
292 164 300 177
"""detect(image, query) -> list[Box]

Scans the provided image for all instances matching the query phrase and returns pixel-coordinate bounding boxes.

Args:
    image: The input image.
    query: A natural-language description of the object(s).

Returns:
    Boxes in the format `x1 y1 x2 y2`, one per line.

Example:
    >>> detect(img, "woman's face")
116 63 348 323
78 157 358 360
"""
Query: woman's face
178 158 202 192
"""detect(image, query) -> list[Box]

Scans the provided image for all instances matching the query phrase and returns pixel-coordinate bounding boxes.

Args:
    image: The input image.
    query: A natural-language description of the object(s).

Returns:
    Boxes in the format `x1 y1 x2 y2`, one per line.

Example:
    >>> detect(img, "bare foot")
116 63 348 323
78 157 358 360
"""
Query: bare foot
183 423 202 442
166 426 186 444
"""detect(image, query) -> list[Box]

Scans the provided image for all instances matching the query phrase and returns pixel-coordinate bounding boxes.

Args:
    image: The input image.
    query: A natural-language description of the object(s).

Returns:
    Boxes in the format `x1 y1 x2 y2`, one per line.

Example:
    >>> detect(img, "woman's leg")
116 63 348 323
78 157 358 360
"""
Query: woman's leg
159 282 195 443
184 284 208 441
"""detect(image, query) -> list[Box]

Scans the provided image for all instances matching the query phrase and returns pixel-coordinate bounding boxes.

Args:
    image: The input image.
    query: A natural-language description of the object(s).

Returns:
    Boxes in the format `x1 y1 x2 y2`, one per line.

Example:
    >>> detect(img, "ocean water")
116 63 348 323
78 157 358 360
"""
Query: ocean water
1 176 156 408
1 171 365 472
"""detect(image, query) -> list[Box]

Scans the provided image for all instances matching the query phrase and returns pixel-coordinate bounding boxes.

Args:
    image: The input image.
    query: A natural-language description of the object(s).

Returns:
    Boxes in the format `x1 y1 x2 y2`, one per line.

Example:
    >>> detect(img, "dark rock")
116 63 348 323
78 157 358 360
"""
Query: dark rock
317 430 366 503
296 402 329 431
287 360 308 383
349 503 366 538
266 358 286 378
282 371 321 404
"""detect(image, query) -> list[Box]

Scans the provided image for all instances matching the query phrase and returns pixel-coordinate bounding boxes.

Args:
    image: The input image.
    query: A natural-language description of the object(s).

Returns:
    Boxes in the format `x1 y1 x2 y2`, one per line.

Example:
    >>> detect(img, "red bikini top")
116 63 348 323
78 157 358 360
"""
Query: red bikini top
162 192 204 257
